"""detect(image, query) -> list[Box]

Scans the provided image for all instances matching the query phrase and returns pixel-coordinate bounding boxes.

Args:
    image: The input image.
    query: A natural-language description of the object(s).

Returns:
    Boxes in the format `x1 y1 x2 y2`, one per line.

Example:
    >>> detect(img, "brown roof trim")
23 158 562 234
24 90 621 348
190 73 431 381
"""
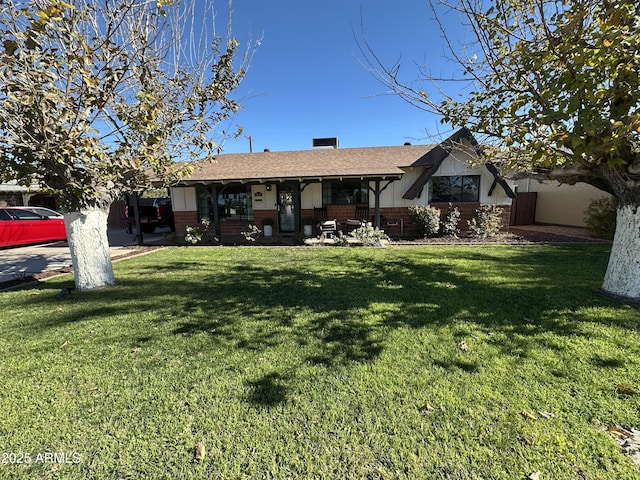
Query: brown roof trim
402 167 433 200
402 128 477 199
485 162 516 198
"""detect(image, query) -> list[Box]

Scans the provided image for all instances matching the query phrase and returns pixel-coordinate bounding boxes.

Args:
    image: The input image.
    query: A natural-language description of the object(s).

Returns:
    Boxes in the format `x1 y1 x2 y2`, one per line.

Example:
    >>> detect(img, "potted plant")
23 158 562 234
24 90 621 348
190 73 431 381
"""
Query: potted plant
302 217 314 237
261 217 274 237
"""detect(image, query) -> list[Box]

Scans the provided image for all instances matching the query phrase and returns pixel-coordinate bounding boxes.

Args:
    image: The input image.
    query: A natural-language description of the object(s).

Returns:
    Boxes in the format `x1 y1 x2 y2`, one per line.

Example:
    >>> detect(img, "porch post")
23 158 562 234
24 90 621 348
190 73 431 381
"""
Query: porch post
211 185 220 239
373 180 381 228
132 191 143 245
294 182 301 233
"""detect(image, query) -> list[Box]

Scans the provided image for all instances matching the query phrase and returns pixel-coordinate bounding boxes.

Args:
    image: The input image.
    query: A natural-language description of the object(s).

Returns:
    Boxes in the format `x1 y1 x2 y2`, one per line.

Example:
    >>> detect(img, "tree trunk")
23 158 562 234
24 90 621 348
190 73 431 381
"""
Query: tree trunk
601 204 640 301
64 209 115 292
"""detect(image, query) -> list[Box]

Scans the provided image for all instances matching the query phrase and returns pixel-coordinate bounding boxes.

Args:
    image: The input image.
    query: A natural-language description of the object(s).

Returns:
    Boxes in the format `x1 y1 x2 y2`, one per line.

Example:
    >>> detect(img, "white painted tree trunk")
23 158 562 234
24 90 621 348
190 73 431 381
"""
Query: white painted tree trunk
64 209 115 292
602 204 640 301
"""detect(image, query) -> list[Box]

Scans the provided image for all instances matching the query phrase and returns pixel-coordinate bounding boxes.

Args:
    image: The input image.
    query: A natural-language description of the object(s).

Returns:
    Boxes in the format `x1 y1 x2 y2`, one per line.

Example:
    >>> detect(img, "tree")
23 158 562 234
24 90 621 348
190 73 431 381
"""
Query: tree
359 0 640 301
0 0 254 291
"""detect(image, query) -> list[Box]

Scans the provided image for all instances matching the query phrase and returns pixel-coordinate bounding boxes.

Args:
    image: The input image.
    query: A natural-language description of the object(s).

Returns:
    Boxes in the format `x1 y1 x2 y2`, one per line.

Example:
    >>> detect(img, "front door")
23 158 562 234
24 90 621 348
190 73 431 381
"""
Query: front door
277 184 296 233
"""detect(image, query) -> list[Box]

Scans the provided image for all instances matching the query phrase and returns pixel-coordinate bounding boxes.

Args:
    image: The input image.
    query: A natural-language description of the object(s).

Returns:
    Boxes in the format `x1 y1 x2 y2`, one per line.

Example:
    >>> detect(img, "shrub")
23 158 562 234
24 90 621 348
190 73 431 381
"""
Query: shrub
185 219 216 244
584 197 617 240
240 224 262 242
441 203 461 238
409 205 441 238
348 224 389 246
468 205 503 238
332 231 350 247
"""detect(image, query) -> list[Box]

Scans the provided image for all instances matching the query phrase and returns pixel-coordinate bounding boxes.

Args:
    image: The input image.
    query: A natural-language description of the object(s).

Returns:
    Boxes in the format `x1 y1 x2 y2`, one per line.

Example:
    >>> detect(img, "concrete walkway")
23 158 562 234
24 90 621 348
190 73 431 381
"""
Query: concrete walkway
0 227 169 286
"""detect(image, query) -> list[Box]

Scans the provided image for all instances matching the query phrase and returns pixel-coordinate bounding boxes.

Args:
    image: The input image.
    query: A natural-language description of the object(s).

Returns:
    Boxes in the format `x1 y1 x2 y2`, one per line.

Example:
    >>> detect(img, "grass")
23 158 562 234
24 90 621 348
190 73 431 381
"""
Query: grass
0 244 639 479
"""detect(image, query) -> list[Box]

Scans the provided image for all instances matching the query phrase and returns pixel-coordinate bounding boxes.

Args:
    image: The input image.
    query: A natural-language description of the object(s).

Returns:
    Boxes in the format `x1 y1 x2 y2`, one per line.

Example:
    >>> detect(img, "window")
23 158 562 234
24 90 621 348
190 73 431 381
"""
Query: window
429 175 480 203
322 180 369 205
197 185 253 221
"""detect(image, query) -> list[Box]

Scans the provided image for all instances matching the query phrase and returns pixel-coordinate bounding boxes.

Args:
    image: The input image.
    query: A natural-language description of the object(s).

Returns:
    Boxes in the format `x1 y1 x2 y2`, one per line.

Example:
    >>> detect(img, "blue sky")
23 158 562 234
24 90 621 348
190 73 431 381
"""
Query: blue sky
217 1 467 154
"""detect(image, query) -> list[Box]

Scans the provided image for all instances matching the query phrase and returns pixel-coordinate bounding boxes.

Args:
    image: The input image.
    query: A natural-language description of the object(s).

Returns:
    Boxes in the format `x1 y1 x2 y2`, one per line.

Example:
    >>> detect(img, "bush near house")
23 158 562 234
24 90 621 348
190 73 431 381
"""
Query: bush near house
441 203 461 238
584 197 617 240
408 205 441 238
468 205 504 238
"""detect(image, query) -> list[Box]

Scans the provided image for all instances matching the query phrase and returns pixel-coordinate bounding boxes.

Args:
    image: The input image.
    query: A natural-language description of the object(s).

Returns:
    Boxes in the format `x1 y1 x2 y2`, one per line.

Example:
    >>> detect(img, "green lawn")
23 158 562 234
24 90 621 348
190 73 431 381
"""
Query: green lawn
1 245 639 479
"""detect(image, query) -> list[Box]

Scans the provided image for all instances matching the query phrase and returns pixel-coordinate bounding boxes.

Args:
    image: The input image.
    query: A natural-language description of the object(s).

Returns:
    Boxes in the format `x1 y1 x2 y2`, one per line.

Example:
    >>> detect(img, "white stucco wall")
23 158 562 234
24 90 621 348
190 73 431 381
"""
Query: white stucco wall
514 178 611 226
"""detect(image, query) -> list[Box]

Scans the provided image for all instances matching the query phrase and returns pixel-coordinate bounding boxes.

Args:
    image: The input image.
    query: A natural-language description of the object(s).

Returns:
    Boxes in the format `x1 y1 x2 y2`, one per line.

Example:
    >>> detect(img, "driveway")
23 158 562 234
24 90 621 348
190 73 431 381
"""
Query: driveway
0 227 169 286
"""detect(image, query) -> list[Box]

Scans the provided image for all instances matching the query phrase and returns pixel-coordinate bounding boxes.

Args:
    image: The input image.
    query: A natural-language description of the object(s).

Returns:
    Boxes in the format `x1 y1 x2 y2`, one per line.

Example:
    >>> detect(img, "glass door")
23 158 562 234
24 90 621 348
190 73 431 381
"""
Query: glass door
277 184 296 233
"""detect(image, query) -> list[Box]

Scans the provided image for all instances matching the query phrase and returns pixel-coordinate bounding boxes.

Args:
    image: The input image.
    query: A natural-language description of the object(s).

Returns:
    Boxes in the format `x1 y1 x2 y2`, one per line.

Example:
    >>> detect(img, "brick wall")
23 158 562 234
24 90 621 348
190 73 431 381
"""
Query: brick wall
174 210 199 236
174 203 512 239
377 203 512 238
252 211 277 229
427 203 512 236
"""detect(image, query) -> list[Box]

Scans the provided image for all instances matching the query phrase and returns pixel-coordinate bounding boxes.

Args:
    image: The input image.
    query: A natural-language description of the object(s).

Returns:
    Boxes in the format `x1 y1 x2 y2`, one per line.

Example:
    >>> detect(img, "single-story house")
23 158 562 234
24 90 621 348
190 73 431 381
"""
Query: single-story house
169 128 517 239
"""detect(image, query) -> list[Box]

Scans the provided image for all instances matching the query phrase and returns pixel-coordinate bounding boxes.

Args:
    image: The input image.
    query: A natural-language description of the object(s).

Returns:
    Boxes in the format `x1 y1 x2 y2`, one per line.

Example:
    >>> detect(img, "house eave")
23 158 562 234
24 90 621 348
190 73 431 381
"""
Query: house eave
174 173 403 187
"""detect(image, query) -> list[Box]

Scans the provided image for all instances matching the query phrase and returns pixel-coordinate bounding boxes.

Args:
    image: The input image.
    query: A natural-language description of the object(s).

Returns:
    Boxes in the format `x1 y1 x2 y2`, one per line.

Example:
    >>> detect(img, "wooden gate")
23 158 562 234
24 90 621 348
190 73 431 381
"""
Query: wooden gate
509 192 537 225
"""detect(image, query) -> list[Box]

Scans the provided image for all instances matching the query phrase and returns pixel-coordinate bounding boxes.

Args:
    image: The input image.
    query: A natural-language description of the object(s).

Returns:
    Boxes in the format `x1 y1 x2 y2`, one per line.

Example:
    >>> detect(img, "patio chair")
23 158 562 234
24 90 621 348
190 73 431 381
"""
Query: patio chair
346 205 370 228
314 207 337 236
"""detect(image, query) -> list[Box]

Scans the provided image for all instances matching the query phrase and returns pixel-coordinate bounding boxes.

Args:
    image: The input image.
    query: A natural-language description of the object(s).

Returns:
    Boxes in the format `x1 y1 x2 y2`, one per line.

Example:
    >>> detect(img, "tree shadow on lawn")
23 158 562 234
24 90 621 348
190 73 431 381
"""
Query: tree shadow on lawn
24 245 635 405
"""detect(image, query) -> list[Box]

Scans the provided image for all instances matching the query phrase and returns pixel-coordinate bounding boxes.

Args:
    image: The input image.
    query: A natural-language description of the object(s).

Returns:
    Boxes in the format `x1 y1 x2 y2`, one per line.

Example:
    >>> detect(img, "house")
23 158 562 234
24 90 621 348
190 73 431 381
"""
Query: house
169 128 516 239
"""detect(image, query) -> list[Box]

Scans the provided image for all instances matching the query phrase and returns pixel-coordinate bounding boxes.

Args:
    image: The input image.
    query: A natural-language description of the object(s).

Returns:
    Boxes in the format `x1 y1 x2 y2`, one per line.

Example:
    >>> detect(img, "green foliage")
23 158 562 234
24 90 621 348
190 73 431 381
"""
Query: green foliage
441 203 461 238
348 224 389 246
439 0 640 179
240 224 262 242
468 205 504 238
584 197 617 240
366 0 640 198
409 205 441 238
0 246 639 478
332 231 350 246
0 1 253 211
184 219 217 244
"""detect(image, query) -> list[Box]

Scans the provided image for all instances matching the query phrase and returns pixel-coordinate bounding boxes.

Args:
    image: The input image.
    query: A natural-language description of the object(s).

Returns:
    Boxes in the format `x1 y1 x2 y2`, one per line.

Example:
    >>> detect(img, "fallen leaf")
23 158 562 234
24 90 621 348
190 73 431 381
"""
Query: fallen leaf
420 403 437 414
457 341 469 352
607 425 633 439
521 410 537 420
195 442 206 461
616 384 639 395
528 471 541 480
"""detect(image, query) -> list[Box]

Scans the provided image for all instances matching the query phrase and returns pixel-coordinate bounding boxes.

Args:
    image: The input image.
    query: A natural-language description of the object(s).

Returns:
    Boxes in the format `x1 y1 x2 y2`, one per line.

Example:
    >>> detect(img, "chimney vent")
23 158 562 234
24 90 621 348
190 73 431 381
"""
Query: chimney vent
312 137 339 149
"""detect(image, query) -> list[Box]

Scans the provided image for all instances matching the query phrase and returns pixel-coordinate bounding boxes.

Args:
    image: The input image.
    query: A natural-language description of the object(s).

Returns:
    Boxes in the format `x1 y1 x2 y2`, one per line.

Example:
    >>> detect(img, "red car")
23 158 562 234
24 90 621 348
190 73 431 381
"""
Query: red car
0 207 67 247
